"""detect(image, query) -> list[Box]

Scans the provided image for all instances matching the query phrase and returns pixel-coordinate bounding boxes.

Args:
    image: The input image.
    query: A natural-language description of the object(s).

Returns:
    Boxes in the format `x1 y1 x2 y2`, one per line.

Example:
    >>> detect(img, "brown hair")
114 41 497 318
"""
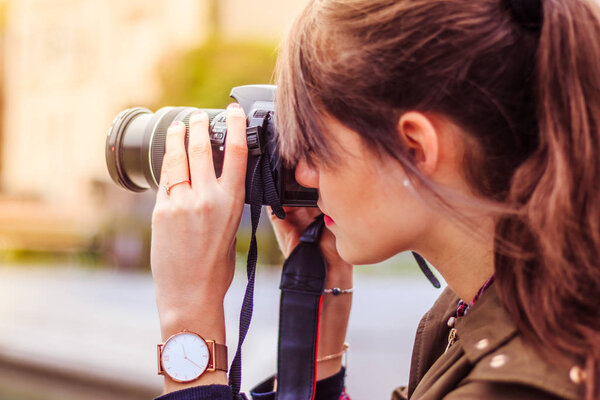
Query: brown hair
276 0 600 398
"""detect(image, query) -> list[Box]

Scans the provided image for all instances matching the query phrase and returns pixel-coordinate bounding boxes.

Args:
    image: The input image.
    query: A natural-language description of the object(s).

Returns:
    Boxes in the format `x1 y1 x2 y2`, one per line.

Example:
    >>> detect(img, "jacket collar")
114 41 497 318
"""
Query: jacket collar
454 284 518 363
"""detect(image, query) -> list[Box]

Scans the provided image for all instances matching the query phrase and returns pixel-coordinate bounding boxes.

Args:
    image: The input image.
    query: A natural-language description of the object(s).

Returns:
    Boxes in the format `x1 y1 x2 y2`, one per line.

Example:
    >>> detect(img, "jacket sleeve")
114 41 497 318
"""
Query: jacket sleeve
442 381 565 400
391 386 409 400
154 385 233 400
152 368 346 400
250 367 347 400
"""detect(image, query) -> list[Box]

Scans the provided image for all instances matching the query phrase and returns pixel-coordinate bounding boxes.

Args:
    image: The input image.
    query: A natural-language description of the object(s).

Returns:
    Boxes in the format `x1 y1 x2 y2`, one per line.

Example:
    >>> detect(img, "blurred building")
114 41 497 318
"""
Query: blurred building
0 0 308 259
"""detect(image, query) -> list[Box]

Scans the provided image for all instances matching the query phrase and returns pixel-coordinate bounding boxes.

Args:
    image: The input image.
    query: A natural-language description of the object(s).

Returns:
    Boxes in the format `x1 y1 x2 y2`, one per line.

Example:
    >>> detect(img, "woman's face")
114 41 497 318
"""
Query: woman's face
294 117 436 265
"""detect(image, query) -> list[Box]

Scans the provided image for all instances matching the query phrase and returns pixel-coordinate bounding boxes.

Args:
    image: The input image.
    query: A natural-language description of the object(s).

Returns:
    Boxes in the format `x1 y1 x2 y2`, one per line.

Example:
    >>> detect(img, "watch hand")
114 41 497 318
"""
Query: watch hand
186 357 203 369
181 344 188 358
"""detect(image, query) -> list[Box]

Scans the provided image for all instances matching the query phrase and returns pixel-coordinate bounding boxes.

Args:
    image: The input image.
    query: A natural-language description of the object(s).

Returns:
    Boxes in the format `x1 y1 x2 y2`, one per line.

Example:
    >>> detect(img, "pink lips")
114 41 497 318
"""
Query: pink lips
324 215 335 226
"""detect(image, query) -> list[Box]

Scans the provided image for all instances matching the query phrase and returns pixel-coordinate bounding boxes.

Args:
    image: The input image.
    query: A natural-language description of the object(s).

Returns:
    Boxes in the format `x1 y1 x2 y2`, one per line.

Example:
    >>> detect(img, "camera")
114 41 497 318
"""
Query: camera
105 85 318 207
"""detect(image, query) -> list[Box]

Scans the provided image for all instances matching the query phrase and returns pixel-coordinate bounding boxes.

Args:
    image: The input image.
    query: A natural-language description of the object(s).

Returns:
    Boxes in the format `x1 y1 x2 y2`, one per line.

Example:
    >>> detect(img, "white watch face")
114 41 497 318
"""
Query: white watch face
161 332 210 382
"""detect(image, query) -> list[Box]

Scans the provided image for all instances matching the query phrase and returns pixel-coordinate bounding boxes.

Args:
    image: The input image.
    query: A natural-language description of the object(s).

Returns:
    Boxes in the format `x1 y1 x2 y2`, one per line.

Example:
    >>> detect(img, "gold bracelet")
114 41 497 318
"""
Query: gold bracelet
316 343 349 363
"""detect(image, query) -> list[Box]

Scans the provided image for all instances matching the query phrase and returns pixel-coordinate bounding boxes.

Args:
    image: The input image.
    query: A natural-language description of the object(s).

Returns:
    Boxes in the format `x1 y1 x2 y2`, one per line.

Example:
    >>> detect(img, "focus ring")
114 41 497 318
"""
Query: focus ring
149 107 190 188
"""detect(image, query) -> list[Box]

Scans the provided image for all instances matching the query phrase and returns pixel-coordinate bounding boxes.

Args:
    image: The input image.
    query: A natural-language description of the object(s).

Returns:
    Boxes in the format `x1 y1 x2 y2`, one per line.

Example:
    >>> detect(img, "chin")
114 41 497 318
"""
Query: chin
336 240 395 266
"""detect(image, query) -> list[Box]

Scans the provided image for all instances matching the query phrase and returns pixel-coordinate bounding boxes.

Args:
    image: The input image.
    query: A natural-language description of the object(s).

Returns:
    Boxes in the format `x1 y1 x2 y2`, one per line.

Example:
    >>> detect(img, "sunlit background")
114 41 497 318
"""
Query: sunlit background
0 1 443 399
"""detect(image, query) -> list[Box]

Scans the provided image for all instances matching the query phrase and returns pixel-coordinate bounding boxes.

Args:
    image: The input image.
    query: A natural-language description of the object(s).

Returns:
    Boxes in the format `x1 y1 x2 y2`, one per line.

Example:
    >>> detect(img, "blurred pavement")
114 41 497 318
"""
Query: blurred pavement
0 264 444 400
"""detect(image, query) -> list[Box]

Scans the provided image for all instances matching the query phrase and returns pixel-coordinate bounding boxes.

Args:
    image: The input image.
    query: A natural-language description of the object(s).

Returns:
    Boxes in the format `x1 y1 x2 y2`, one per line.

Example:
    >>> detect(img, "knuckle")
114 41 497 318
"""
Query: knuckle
152 207 165 222
233 190 246 203
170 202 190 217
188 142 212 159
223 193 243 212
226 141 248 158
228 195 244 210
167 124 184 137
225 185 244 200
193 198 216 217
193 204 210 218
152 205 171 224
165 151 187 168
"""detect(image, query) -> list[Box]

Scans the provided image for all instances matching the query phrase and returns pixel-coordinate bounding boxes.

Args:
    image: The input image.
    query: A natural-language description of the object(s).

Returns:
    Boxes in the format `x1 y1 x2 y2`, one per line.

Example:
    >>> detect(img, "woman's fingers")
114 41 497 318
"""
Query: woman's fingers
156 149 170 204
163 121 191 196
268 206 324 257
270 206 321 228
220 103 248 194
188 111 216 186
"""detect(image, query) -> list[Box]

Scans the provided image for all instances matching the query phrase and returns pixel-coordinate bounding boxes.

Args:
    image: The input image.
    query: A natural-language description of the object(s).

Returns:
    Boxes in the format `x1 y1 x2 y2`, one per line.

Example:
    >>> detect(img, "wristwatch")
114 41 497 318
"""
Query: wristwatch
157 330 228 383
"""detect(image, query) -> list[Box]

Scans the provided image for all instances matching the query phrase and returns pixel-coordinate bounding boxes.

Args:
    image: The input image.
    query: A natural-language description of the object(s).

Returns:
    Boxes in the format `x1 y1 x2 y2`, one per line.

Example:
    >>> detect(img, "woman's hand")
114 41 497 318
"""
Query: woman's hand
269 207 354 380
150 104 248 391
269 207 351 282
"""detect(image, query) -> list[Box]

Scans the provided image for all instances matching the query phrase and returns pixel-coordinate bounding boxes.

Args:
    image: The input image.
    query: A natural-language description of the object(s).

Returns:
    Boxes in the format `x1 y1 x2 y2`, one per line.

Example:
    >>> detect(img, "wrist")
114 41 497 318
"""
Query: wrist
324 263 353 288
159 306 226 344
158 310 229 394
316 294 351 381
316 358 344 381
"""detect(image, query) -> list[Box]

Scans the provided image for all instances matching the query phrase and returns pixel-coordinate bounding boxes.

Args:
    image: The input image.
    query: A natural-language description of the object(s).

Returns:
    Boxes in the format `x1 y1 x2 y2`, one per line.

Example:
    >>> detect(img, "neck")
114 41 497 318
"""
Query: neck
415 216 495 302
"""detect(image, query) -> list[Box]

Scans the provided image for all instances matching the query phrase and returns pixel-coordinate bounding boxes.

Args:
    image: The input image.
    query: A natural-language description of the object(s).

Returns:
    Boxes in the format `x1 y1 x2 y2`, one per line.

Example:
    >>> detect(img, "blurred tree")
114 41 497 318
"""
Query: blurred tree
157 0 278 108
157 38 277 109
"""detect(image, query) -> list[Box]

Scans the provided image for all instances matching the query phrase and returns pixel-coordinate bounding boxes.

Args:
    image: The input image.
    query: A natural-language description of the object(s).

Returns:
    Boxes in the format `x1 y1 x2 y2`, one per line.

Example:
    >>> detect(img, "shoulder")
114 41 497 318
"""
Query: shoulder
443 380 566 400
405 285 586 400
454 286 585 400
458 334 584 400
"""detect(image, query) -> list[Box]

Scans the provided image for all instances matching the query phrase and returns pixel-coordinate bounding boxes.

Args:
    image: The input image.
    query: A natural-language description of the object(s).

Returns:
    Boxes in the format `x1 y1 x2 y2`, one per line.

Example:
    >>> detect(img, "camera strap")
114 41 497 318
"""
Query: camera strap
276 214 327 400
228 149 325 400
229 152 285 400
412 252 441 288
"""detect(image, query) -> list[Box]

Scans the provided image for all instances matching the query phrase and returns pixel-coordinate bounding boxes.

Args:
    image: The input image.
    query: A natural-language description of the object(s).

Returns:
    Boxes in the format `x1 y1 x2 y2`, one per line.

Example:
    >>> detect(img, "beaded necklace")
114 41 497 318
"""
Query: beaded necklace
456 275 495 318
445 275 495 353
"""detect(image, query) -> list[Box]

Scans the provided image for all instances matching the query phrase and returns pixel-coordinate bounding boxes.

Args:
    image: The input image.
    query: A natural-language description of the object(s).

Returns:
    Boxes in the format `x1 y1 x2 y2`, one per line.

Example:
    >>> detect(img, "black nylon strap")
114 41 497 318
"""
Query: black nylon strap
412 251 441 289
277 215 327 400
229 153 285 400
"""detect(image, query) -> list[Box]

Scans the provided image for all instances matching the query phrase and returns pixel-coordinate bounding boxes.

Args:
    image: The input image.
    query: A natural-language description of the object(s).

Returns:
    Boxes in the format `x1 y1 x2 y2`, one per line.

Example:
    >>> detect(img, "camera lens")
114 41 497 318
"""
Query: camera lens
106 107 224 192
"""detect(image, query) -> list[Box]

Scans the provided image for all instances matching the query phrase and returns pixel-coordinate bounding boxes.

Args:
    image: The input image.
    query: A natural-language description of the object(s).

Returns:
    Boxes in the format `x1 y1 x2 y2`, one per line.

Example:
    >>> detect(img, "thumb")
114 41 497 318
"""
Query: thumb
268 206 321 232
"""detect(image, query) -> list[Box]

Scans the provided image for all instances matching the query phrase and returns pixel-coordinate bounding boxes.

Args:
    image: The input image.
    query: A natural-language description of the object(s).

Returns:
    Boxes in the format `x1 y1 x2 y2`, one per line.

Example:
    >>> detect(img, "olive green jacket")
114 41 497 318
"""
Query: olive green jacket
392 285 585 400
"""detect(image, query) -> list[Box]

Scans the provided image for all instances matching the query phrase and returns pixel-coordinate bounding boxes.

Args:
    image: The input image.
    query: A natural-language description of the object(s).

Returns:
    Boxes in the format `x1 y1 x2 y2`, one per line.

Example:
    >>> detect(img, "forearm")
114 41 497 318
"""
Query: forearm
317 263 353 380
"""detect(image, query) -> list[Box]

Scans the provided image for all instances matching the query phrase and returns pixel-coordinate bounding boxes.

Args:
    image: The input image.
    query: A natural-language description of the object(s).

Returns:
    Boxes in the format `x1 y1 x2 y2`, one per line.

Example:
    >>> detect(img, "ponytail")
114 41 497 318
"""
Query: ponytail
496 0 600 398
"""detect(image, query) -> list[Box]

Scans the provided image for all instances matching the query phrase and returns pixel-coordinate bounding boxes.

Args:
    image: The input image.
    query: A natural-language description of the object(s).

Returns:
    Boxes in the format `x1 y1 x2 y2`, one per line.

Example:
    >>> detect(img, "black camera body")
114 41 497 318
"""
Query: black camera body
106 85 318 207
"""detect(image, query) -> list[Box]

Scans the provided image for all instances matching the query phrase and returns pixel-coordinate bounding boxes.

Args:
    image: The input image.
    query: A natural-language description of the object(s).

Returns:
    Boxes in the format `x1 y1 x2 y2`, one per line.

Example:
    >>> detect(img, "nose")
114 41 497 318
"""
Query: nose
295 158 319 189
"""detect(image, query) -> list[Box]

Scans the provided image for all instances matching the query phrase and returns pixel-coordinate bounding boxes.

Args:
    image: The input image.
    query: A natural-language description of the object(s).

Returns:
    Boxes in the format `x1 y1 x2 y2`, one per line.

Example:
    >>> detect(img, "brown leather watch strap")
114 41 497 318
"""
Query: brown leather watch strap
207 341 228 372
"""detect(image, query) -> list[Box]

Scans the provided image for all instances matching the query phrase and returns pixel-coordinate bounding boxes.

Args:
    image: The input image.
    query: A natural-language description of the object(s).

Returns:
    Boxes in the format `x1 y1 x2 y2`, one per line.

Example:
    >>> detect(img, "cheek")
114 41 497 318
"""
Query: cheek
334 209 430 265
321 169 432 265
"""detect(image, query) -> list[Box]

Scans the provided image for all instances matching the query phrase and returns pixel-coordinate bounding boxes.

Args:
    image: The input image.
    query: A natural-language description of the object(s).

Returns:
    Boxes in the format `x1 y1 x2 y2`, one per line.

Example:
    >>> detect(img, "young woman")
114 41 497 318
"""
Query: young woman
150 0 600 399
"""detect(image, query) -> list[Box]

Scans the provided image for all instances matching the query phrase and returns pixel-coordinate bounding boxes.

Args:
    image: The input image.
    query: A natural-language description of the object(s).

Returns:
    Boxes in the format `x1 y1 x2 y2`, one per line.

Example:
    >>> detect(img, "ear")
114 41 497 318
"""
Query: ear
397 112 439 176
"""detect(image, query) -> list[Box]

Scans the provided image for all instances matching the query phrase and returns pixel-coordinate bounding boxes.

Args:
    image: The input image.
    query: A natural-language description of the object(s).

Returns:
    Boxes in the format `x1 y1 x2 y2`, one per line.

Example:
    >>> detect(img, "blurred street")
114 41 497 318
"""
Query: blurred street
0 263 444 400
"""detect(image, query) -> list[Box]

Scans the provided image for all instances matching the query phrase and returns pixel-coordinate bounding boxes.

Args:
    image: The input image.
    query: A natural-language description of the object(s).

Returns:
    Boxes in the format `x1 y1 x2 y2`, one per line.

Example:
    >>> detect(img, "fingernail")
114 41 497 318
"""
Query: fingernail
227 103 242 110
190 110 207 124
170 121 183 128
